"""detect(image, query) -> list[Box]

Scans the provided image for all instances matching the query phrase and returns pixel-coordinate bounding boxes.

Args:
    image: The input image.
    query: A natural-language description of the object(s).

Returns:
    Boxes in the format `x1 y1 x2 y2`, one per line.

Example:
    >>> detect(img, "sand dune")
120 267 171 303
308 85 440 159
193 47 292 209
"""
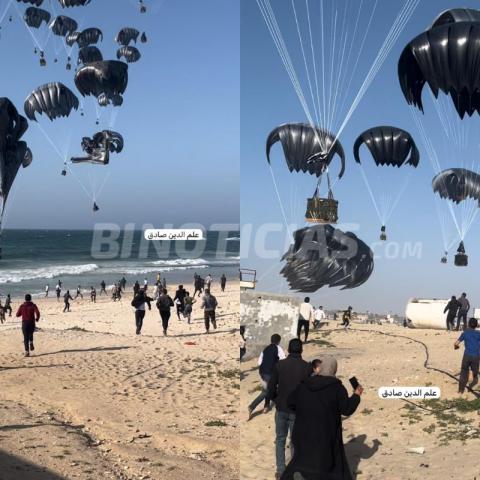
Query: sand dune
241 322 480 479
0 282 239 480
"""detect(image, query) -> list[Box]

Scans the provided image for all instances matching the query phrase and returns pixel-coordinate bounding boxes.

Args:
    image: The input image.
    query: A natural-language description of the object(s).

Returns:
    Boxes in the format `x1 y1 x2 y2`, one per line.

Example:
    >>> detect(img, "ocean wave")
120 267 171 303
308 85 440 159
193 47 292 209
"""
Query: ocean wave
0 264 99 284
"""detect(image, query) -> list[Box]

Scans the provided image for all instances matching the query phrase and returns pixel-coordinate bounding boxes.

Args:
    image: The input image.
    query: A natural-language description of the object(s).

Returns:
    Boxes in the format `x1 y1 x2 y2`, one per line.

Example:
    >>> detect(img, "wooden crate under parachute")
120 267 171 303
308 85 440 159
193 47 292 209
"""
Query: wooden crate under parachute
305 196 338 224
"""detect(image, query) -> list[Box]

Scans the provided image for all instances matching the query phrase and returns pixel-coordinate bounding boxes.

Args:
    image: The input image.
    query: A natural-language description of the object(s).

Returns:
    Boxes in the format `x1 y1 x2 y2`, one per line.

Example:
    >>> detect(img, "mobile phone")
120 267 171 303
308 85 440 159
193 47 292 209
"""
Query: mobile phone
349 376 359 390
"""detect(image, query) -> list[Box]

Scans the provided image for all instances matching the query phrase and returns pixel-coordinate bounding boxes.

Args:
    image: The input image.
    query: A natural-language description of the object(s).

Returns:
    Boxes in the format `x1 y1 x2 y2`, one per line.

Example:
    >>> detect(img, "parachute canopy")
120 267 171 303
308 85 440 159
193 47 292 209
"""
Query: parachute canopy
354 126 419 167
432 168 480 205
78 46 103 65
115 27 140 46
76 27 103 47
49 15 77 36
117 46 141 63
75 61 128 106
66 31 80 46
24 82 79 121
266 123 345 178
431 8 480 28
71 130 124 165
281 224 374 292
24 6 51 28
58 0 91 6
0 98 33 217
398 18 480 118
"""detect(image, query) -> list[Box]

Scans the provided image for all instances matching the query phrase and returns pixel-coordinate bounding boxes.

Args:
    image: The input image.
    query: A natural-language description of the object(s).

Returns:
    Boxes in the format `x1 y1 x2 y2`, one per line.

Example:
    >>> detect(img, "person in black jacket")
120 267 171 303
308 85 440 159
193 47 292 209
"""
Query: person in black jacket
156 289 175 336
444 296 460 331
281 357 363 480
132 288 152 335
248 334 286 420
265 338 311 480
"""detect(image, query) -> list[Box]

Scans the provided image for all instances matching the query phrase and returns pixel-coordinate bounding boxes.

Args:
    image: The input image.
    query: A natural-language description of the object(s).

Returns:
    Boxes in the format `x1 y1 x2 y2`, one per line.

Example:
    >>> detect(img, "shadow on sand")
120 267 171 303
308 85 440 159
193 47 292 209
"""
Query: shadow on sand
0 449 67 480
345 434 381 479
34 346 131 357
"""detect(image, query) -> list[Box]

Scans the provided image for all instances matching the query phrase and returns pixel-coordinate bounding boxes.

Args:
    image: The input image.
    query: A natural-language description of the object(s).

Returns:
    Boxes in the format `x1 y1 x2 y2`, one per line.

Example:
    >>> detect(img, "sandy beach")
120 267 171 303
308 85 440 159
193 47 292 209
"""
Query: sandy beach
0 281 239 480
241 321 480 479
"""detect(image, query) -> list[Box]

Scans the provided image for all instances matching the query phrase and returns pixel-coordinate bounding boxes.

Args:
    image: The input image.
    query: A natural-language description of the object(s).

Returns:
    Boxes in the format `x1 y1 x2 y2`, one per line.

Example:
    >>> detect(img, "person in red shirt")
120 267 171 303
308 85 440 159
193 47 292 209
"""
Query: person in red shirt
16 294 40 357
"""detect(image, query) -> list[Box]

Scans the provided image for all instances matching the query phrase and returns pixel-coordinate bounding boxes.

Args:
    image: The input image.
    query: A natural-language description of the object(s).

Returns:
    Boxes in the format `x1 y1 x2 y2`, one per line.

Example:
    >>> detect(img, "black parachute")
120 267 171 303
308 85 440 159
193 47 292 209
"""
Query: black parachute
117 46 141 63
24 6 51 28
0 98 33 222
24 82 79 121
49 15 77 36
75 61 128 107
58 0 91 6
353 126 419 168
398 16 480 118
266 123 345 178
71 130 124 165
430 8 480 27
76 27 103 48
115 27 140 46
17 0 43 5
432 168 480 205
78 46 103 65
281 224 374 292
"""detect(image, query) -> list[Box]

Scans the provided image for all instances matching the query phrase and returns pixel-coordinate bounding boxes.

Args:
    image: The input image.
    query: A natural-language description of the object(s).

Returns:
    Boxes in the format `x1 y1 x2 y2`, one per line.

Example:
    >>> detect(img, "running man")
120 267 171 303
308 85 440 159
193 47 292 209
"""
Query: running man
156 288 174 336
313 305 326 329
75 285 83 299
16 294 40 357
455 317 480 393
220 274 227 292
341 306 353 331
55 283 61 301
201 289 218 334
90 287 97 303
132 288 152 335
100 280 107 295
173 285 187 320
457 293 470 331
4 294 12 317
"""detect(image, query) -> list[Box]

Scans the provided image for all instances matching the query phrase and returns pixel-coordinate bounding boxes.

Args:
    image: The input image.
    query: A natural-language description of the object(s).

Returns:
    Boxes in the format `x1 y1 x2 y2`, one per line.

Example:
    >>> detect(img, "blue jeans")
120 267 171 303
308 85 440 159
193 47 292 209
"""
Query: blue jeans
275 409 295 475
248 373 271 412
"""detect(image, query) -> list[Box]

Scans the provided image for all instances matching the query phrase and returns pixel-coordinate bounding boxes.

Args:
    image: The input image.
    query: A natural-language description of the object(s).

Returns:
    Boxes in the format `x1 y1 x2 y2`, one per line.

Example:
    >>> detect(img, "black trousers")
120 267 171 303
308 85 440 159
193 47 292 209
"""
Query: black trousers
22 322 35 352
446 314 456 330
159 310 170 332
135 309 146 333
459 354 479 392
63 302 70 312
457 311 468 330
204 310 216 331
4 305 12 316
297 319 309 340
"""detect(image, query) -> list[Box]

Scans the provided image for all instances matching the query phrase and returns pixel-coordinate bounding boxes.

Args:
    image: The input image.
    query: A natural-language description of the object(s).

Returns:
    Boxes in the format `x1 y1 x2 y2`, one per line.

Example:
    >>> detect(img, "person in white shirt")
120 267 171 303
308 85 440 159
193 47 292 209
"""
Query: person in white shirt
313 306 326 329
298 297 314 343
45 284 49 297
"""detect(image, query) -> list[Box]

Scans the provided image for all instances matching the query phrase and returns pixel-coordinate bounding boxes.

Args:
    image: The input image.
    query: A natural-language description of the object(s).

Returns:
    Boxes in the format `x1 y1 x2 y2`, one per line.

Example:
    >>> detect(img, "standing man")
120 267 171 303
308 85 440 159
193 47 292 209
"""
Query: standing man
264 338 311 480
201 289 218 334
143 277 148 292
205 273 212 291
444 296 460 331
45 284 49 297
457 293 470 331
16 294 40 357
90 287 97 303
55 283 61 301
297 297 314 343
455 317 480 393
63 290 73 312
193 275 203 298
341 306 353 331
313 305 326 329
120 277 127 292
220 273 227 292
248 333 286 419
100 280 107 295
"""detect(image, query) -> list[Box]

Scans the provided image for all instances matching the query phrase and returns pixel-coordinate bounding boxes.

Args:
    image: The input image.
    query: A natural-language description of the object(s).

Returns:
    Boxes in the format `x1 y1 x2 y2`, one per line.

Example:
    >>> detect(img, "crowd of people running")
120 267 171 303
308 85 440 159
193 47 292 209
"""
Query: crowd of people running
3 272 228 357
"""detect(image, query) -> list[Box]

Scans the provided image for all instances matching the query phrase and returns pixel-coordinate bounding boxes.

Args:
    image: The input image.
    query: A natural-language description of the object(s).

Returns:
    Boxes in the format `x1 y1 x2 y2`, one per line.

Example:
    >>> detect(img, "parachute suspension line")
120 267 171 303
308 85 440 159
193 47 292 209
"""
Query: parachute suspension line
358 164 383 225
291 0 321 129
35 123 65 161
257 0 324 132
383 170 412 225
410 107 463 239
65 163 95 202
268 165 293 240
13 2 43 51
0 0 13 25
334 0 419 144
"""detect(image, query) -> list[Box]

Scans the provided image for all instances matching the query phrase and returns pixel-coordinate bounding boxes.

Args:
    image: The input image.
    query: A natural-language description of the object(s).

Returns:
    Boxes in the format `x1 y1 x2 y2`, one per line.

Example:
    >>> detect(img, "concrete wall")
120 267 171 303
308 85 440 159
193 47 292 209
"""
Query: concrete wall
240 291 301 360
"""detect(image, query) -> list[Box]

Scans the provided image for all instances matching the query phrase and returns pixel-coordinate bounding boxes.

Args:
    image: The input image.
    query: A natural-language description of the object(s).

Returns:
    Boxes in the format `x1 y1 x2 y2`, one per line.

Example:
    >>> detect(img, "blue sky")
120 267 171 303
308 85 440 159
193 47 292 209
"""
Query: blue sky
241 0 480 314
2 0 239 229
